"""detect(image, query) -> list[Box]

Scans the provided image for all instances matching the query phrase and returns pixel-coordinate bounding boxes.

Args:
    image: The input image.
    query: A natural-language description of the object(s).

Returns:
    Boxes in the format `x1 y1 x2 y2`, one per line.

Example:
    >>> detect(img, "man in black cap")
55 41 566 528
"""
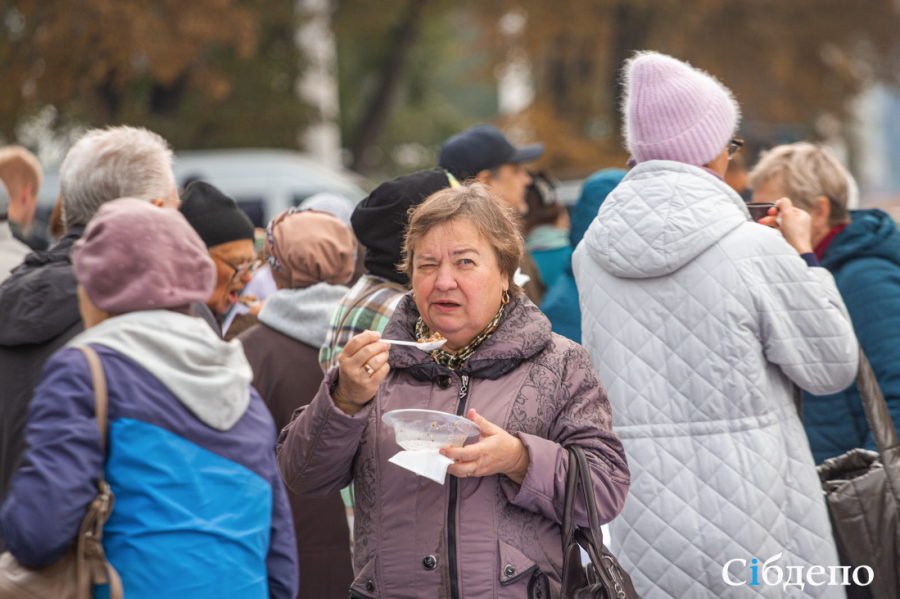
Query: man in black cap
180 181 257 335
319 168 453 372
439 124 547 303
439 124 543 214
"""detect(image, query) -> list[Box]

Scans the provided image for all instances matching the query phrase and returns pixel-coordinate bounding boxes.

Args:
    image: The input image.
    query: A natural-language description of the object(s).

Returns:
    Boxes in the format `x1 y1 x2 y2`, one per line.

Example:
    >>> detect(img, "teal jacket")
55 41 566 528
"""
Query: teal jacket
804 209 900 463
542 170 627 343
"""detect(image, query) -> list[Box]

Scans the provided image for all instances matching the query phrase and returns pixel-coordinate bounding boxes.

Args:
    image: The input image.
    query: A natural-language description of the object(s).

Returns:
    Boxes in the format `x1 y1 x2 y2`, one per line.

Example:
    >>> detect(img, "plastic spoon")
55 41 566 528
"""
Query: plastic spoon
381 338 448 351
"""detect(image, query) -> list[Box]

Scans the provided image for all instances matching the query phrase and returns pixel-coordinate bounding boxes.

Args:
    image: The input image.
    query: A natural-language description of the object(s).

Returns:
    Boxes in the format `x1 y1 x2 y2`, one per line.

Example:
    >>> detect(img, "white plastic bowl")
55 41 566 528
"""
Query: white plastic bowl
382 409 481 451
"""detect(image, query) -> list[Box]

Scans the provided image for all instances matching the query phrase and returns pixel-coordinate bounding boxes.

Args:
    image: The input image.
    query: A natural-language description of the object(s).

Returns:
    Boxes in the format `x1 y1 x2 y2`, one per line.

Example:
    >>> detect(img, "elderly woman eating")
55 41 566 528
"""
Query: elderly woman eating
277 183 630 599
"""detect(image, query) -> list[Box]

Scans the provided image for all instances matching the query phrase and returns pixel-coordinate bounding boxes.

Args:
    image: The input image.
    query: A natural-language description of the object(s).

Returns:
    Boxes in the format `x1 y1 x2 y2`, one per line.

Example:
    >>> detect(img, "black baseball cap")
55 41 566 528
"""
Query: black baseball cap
439 124 544 181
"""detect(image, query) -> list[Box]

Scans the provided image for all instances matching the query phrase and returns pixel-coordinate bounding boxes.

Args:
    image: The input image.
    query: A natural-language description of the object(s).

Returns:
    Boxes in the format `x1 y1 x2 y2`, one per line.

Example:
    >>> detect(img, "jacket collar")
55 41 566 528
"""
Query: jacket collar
20 226 85 268
819 209 900 272
813 223 849 261
385 293 553 382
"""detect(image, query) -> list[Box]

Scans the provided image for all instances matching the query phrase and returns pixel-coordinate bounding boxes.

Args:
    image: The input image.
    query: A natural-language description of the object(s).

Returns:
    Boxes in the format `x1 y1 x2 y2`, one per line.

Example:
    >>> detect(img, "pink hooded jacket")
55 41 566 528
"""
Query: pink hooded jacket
277 294 630 599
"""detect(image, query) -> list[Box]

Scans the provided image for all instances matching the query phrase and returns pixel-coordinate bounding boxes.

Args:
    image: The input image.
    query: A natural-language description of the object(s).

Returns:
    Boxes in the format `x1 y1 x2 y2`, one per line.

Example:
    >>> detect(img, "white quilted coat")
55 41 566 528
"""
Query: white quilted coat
573 161 858 598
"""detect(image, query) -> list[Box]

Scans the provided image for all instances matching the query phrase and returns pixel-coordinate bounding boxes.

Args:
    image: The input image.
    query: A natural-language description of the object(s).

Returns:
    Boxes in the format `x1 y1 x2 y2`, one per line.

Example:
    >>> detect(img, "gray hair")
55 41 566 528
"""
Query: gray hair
748 142 851 226
59 126 176 228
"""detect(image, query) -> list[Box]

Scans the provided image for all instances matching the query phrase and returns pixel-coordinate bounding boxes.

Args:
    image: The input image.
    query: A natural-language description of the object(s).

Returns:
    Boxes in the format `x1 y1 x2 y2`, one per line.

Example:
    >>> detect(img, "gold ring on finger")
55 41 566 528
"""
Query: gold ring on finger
363 363 374 376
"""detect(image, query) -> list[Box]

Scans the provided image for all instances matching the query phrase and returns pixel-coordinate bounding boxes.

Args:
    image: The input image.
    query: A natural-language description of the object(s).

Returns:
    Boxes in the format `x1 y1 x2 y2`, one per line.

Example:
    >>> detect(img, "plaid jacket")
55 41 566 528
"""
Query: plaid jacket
319 274 407 372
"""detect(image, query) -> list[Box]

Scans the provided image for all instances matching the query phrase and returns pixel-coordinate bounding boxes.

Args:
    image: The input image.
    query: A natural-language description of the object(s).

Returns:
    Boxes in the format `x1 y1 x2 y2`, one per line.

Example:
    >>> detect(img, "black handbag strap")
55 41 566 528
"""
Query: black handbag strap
562 445 623 597
563 445 606 549
856 347 900 501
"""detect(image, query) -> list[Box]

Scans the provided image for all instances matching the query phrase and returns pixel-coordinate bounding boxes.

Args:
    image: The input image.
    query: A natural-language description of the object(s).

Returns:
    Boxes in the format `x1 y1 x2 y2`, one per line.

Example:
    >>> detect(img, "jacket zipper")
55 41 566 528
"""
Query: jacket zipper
448 373 469 599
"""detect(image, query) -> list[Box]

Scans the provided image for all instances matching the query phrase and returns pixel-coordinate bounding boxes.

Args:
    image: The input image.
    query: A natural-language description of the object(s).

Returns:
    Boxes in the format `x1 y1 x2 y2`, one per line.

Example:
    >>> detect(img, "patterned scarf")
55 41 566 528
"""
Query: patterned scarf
415 304 505 370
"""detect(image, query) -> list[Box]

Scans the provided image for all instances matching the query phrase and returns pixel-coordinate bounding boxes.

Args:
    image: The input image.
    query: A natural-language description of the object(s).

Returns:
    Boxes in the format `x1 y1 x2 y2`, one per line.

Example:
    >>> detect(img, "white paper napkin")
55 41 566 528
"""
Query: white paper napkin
388 449 455 484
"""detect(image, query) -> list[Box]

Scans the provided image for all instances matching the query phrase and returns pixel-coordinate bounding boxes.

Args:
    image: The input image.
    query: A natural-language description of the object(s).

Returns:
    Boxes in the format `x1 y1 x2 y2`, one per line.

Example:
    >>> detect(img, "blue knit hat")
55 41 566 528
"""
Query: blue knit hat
570 169 628 247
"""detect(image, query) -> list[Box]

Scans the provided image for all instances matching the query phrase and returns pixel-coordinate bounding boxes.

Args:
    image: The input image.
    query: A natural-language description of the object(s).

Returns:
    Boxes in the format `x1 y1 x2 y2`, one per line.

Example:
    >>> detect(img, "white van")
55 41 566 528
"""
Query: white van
36 148 368 229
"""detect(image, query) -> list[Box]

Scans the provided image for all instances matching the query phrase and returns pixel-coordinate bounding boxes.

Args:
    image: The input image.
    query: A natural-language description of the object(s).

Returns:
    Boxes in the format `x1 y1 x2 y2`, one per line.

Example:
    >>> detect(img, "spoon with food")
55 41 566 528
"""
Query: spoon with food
381 332 447 351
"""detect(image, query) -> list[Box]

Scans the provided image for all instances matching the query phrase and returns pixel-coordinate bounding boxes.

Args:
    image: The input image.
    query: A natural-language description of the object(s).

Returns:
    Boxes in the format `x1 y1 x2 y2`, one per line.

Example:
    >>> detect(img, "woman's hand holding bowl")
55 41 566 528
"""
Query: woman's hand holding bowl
333 331 390 416
441 409 531 485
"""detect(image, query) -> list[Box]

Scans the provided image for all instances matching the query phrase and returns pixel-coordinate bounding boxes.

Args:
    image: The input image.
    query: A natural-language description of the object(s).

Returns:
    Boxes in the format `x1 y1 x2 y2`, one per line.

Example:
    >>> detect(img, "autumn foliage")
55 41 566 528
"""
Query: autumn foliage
0 0 305 150
2 0 900 177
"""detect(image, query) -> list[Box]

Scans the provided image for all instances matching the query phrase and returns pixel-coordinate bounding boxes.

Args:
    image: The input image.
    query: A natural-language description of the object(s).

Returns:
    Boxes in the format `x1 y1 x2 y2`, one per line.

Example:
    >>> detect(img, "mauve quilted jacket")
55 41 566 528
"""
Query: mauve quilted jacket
277 293 630 599
574 161 859 598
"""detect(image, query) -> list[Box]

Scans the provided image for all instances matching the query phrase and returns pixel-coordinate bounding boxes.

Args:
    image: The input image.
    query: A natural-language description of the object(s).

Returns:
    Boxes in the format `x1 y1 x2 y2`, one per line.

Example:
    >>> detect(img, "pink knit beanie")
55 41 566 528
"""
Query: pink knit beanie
73 198 216 314
622 51 741 167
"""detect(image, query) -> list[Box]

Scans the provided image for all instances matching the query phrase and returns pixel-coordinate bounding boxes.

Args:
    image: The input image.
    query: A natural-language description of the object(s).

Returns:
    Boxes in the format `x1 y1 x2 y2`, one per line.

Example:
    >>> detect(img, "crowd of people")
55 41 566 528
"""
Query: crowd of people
0 49 897 598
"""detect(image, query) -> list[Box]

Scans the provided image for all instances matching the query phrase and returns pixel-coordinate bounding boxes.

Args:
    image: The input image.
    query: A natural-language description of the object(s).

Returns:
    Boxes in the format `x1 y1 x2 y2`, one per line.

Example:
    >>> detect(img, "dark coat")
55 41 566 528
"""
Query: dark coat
804 209 900 463
239 323 354 599
0 226 85 551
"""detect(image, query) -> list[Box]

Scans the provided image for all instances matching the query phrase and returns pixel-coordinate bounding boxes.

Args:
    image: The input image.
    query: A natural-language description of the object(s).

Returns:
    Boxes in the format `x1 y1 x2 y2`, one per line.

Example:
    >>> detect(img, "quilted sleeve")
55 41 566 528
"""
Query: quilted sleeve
276 366 371 498
739 237 858 396
501 341 631 526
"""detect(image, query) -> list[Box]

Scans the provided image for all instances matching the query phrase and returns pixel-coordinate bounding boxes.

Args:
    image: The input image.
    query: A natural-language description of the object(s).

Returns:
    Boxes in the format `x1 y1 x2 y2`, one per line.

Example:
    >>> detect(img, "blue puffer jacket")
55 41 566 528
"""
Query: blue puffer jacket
804 209 900 463
542 169 626 343
0 311 298 599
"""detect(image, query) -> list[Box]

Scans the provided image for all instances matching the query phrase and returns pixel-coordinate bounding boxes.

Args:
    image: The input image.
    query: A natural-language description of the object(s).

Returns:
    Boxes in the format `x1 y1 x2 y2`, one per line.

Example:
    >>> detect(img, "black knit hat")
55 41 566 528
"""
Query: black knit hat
351 168 452 285
179 181 254 248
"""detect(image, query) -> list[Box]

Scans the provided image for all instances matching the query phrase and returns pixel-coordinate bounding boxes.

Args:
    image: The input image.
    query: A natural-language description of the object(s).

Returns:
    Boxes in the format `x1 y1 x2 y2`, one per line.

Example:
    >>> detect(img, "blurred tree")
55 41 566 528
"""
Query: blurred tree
475 0 900 176
334 0 497 177
343 0 428 174
0 0 308 152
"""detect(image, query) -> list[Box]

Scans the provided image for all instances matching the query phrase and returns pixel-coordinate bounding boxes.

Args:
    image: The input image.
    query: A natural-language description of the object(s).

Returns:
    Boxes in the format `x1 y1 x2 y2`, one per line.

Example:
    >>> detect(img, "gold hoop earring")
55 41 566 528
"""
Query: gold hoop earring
501 290 510 305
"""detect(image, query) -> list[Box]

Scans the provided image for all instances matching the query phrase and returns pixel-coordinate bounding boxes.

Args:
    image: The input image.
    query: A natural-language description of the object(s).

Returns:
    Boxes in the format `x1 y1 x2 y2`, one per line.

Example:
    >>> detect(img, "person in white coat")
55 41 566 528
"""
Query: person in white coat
573 51 858 598
0 179 30 282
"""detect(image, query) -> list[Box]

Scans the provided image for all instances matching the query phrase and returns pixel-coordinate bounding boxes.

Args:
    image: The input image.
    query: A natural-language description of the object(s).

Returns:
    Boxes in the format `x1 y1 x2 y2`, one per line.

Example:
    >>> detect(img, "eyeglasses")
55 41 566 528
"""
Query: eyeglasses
214 255 262 282
728 138 744 159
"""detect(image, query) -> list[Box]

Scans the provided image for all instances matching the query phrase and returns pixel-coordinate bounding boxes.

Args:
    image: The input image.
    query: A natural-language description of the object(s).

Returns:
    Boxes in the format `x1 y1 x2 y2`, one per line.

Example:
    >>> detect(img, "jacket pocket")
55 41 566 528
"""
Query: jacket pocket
349 553 380 598
498 539 539 587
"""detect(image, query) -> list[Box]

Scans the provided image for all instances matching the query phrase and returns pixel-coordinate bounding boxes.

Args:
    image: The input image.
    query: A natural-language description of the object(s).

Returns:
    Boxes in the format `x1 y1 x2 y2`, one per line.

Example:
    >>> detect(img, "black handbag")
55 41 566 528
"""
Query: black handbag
817 347 900 599
561 445 642 599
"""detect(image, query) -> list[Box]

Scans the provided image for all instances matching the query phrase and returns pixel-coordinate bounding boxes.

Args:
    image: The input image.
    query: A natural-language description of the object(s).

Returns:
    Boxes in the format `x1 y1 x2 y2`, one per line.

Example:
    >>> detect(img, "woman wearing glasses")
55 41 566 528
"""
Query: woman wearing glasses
180 181 260 336
573 51 858 598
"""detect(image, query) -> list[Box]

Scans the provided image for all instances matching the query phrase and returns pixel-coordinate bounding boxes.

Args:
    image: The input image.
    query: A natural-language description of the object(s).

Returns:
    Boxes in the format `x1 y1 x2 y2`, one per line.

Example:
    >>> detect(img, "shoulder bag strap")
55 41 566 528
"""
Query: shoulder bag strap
570 445 606 545
561 448 579 549
561 448 585 594
567 445 638 598
856 346 900 502
78 347 109 465
561 445 617 595
73 346 123 599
